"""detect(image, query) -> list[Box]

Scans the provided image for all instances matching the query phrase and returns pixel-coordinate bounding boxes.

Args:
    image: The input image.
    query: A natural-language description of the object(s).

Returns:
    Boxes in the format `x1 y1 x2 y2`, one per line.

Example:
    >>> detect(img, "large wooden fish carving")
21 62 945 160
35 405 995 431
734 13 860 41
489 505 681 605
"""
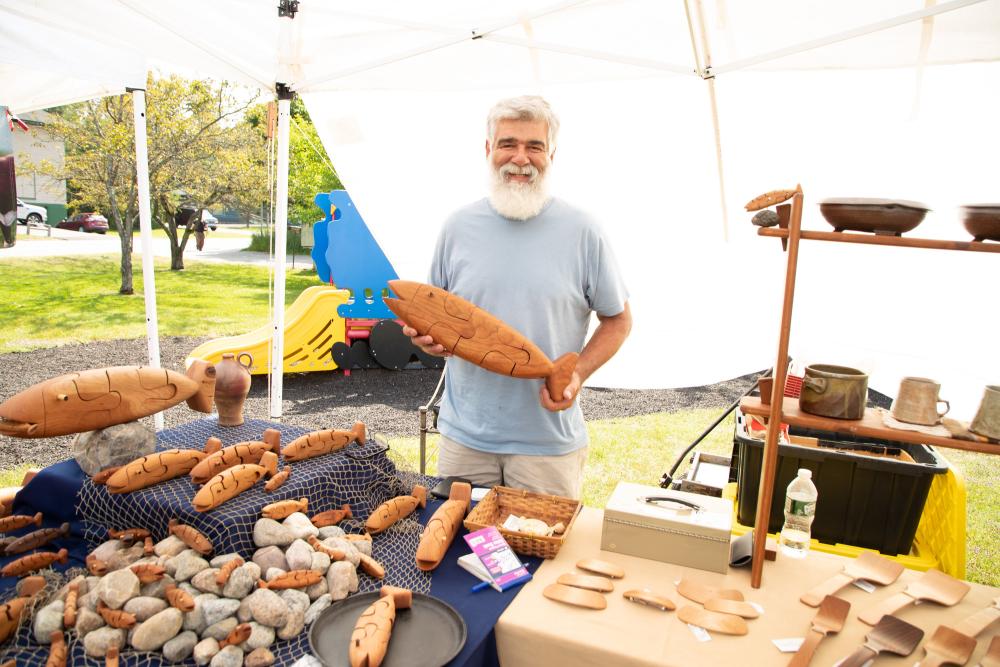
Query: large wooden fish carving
0 365 215 438
349 586 412 667
414 482 471 572
384 280 578 400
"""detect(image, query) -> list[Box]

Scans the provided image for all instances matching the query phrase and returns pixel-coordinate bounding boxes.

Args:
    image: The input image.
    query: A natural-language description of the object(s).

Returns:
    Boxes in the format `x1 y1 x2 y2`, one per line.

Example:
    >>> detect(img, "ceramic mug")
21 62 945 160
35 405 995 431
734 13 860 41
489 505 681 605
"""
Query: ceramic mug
970 385 1000 441
891 377 950 426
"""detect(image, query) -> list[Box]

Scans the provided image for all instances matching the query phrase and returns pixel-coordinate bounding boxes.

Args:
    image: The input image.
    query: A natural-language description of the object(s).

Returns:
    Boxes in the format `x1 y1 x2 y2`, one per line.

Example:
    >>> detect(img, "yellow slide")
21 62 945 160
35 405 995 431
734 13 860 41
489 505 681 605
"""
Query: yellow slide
186 285 350 375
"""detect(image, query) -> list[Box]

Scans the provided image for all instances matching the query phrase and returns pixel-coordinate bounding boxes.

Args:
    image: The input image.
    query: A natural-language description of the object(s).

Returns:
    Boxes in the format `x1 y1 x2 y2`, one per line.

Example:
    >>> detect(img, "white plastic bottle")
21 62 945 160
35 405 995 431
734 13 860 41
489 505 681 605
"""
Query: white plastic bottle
780 468 818 558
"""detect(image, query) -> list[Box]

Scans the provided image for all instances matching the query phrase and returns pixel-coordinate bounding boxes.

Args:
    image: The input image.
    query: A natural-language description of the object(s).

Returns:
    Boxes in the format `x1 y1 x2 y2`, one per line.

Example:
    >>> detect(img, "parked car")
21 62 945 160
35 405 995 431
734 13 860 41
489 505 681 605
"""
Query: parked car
201 210 218 231
16 199 47 225
57 212 109 234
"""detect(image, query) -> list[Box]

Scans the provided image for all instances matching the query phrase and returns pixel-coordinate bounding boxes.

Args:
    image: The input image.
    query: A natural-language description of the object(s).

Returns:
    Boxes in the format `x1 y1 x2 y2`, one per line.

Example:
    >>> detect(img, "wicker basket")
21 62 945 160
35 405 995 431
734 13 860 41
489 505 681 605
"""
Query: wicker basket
463 486 582 559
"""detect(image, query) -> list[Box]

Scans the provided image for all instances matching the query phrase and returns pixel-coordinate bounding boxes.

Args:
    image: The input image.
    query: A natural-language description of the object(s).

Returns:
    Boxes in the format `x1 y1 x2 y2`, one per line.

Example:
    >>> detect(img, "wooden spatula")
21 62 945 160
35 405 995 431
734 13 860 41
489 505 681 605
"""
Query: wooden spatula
954 596 1000 637
677 578 744 605
543 583 607 610
800 552 904 607
838 614 924 667
980 634 1000 667
919 625 977 667
787 595 850 667
557 573 614 593
859 569 971 625
623 589 675 611
576 558 625 579
704 598 759 619
677 605 748 635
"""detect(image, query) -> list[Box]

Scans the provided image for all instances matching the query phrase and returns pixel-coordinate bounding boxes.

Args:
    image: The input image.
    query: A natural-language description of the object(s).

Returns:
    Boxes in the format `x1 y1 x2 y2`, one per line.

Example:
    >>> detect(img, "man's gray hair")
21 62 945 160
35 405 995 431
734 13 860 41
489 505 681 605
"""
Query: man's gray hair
486 95 560 152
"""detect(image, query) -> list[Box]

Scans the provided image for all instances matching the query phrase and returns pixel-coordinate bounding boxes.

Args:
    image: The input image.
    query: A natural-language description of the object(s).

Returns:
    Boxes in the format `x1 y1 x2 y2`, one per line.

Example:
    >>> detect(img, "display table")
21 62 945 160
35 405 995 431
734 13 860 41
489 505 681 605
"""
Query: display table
495 508 1000 666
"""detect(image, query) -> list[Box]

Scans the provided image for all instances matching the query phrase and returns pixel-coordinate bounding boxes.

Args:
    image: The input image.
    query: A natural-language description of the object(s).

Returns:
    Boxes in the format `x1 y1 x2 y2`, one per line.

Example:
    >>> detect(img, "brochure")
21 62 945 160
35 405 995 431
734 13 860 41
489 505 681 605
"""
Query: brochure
463 526 532 591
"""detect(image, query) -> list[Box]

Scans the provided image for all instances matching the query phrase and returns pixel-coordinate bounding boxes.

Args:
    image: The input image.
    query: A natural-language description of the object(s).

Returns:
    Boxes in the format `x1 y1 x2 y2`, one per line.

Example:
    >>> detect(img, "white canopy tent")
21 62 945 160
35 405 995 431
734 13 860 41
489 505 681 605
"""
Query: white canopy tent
2 0 998 419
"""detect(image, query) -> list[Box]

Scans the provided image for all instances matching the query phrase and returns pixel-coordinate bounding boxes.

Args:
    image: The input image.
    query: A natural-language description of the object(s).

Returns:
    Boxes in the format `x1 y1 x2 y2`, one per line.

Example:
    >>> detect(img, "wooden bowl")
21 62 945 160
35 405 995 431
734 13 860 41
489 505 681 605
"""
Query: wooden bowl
819 198 929 236
960 204 1000 242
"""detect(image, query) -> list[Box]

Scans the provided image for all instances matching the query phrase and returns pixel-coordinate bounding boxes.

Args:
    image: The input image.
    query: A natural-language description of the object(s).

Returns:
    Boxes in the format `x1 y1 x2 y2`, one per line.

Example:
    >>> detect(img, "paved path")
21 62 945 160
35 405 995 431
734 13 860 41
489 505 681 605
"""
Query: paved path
0 223 314 269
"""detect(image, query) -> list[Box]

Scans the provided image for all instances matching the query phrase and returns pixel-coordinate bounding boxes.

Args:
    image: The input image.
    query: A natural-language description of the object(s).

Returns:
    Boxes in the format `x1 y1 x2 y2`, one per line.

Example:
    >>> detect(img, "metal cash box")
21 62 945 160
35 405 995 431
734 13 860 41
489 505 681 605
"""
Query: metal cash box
601 482 734 574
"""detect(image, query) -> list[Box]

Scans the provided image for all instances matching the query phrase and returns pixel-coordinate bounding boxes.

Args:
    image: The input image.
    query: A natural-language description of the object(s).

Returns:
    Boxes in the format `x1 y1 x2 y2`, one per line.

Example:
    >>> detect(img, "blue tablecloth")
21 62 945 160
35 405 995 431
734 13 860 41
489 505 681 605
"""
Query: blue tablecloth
0 417 536 667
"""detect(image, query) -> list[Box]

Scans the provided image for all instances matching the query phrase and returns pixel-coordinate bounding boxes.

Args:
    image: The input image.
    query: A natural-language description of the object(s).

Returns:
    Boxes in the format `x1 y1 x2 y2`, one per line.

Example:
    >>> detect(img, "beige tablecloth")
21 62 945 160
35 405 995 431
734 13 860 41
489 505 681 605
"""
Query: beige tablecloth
495 507 999 666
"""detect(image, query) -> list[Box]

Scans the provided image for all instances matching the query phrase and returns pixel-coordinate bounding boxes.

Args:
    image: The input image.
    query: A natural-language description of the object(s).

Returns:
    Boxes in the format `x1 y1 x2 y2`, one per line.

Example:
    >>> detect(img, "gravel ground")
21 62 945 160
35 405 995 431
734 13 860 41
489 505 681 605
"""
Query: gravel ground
0 337 761 469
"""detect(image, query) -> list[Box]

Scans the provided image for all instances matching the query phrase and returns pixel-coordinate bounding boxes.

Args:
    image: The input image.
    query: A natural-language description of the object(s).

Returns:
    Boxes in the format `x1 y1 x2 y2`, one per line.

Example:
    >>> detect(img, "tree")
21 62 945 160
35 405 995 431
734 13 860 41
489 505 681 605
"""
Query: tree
38 75 267 292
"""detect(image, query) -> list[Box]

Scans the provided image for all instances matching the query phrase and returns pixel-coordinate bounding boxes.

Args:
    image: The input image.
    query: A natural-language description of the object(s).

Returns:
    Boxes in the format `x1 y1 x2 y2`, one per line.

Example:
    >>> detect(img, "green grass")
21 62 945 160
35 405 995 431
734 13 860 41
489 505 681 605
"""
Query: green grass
388 410 1000 586
0 255 317 353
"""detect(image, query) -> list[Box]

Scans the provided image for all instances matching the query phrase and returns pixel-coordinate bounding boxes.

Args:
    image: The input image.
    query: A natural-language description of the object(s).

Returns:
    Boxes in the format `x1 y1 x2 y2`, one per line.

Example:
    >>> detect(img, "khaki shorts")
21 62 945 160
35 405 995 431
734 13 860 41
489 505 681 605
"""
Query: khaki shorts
437 434 587 499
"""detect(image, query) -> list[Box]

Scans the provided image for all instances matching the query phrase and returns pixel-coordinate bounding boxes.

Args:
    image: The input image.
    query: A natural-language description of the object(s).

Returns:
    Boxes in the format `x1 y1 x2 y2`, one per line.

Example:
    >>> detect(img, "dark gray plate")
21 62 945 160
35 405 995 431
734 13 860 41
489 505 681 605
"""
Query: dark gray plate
309 592 467 667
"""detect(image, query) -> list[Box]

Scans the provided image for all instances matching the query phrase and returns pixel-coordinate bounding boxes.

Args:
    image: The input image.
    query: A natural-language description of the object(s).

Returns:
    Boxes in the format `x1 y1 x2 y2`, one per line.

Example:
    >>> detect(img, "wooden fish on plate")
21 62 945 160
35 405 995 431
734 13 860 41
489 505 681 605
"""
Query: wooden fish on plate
384 280 578 400
281 422 366 462
350 586 412 667
0 365 215 438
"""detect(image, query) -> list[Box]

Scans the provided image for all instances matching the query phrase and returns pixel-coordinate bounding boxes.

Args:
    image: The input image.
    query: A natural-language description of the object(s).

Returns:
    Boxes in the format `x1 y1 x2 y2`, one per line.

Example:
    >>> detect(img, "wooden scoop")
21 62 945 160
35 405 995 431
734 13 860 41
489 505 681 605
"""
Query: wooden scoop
677 605 748 636
839 614 924 667
954 596 1000 637
800 552 904 607
981 634 1000 667
787 595 850 667
919 625 977 667
859 569 971 626
677 578 744 605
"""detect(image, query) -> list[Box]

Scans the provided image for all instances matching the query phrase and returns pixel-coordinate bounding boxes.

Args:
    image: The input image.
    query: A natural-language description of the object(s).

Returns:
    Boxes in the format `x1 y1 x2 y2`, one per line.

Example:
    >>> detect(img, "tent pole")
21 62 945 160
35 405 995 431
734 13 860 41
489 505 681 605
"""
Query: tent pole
269 89 292 420
130 87 163 431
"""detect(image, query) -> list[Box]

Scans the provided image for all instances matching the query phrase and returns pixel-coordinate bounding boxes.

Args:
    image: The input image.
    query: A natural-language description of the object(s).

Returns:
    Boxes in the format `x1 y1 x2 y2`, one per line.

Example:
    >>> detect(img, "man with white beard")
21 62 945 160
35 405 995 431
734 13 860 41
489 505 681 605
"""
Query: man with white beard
401 95 631 499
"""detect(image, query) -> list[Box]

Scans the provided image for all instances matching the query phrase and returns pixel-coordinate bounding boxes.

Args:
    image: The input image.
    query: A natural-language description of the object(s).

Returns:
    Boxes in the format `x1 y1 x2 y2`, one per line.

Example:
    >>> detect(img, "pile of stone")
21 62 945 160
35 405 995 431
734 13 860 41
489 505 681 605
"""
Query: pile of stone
31 512 375 667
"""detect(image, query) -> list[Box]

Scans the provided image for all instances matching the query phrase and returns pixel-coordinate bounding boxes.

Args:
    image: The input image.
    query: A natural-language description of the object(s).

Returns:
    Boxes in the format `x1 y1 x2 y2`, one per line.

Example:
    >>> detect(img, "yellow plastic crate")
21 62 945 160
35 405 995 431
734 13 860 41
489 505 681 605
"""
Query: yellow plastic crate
726 452 966 578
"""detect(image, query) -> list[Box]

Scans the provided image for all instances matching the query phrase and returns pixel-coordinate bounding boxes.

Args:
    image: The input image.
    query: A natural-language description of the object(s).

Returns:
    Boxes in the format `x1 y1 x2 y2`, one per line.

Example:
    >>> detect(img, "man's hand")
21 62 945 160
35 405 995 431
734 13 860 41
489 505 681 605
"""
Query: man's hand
401 324 452 358
539 371 581 412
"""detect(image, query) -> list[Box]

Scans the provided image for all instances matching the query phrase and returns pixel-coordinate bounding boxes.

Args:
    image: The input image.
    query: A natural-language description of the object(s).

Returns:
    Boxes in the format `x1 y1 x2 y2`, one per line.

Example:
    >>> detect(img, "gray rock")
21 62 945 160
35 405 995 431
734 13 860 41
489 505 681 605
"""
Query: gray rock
316 526 344 540
55 574 88 601
171 550 211 582
276 608 305 640
179 582 201 597
78 588 99 612
237 597 253 623
244 647 276 667
279 589 310 615
253 519 293 547
191 568 224 595
202 616 238 641
282 512 319 540
264 567 287 582
323 538 360 566
251 546 288 573
162 630 199 662
243 622 275 651
130 607 184 651
348 538 372 557
193 637 220 666
305 595 332 624
91 539 124 563
72 421 156 475
183 593 217 634
155 535 189 558
210 644 244 667
141 574 176 598
326 561 352 601
75 607 105 638
123 596 168 622
98 568 140 609
222 562 260 599
32 600 64 643
83 626 126 658
309 551 331 574
246 588 288 628
209 553 243 568
305 577 328 601
284 539 313 571
106 543 147 571
202 598 241 627
86 575 103 591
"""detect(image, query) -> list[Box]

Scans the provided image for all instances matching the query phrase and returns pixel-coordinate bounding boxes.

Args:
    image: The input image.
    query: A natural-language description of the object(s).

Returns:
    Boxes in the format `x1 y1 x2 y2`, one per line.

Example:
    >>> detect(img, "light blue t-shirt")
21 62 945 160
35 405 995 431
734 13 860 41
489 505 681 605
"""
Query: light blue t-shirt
428 197 629 456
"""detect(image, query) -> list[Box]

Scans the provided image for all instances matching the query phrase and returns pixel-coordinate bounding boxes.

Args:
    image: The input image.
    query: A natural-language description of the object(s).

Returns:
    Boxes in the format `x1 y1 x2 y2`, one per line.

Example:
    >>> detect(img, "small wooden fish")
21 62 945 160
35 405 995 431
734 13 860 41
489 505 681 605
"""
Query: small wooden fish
0 576 46 642
203 436 222 455
189 439 279 484
167 519 214 555
261 497 308 521
281 422 366 462
311 504 352 528
358 553 386 580
257 570 323 590
219 623 252 649
130 563 166 584
366 485 427 534
106 449 207 494
307 535 346 561
744 185 801 212
215 556 244 586
143 535 154 555
264 466 291 492
86 553 108 576
0 512 43 534
0 536 16 555
192 455 278 513
97 600 135 629
5 522 70 555
164 584 195 612
45 630 66 667
349 587 411 667
63 582 79 628
1 548 68 577
108 527 150 543
105 646 119 667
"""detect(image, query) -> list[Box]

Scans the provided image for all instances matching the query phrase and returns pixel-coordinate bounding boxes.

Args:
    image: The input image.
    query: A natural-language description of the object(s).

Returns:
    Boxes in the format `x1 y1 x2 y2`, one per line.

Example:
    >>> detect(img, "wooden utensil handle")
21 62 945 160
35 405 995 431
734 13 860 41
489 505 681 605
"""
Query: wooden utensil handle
838 645 876 667
953 605 1000 637
919 655 947 667
858 592 914 626
787 628 825 667
800 572 854 607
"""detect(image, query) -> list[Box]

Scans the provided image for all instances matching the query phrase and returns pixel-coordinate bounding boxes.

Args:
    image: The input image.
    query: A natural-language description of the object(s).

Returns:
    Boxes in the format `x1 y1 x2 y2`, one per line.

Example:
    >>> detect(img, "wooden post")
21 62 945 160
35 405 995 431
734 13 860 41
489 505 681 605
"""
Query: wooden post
750 187 804 588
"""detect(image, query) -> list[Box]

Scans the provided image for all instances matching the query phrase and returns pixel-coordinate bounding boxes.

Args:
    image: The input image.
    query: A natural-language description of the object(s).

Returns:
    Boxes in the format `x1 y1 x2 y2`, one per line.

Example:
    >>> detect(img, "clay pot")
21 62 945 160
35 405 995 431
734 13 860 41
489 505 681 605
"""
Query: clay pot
214 353 252 426
798 364 868 420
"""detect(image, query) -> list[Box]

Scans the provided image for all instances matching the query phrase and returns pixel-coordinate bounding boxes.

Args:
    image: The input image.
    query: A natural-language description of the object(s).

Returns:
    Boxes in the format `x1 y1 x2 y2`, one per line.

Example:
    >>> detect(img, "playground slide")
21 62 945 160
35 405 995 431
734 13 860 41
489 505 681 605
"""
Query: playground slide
186 285 350 375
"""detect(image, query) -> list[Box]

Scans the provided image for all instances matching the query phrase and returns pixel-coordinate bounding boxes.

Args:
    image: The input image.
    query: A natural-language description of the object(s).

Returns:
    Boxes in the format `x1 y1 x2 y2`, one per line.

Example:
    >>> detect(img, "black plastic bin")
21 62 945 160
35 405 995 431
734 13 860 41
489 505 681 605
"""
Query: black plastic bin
734 418 948 555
